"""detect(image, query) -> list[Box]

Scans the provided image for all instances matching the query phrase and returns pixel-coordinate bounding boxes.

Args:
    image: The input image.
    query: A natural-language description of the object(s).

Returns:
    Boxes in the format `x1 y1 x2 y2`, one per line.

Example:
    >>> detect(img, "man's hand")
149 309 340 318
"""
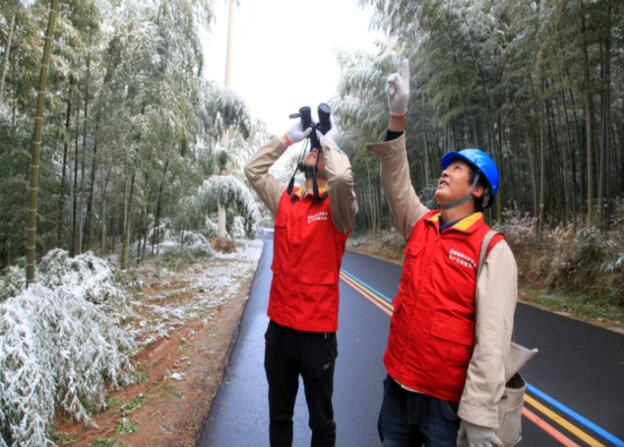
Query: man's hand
386 58 410 117
457 420 503 447
317 125 339 147
284 121 312 146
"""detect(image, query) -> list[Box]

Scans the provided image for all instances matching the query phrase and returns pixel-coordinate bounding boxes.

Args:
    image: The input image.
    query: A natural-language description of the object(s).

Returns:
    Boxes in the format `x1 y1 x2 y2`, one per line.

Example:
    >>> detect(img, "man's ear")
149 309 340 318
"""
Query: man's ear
471 184 485 199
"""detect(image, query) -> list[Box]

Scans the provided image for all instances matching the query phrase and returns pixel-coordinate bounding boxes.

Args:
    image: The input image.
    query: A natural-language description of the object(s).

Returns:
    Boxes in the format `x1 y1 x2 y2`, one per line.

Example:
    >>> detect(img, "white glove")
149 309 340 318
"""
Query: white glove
316 125 339 147
457 420 503 447
285 121 312 146
386 58 410 116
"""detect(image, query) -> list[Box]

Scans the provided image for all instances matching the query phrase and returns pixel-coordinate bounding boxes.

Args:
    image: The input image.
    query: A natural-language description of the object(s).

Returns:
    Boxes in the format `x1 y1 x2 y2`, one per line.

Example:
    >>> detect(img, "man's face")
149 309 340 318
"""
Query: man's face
434 159 482 205
303 148 326 173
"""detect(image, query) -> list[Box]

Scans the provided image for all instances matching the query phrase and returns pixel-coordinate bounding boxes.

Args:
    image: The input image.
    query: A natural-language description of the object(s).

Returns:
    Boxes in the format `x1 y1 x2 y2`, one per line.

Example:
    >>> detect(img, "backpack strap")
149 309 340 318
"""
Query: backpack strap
476 229 538 381
477 229 498 279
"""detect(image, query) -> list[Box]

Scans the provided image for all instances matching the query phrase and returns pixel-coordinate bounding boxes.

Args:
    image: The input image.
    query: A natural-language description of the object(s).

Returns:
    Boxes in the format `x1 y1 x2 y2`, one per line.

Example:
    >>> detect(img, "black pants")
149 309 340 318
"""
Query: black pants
264 320 338 447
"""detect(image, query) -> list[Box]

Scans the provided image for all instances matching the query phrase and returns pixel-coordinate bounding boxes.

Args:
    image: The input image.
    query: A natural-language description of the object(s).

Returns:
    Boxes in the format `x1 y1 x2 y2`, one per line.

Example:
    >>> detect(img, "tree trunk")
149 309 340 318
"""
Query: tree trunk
71 100 81 256
121 170 136 270
537 83 545 234
597 8 611 228
152 159 170 254
26 0 59 283
82 114 99 251
0 11 16 100
100 167 112 252
78 53 91 252
56 74 73 247
581 3 594 226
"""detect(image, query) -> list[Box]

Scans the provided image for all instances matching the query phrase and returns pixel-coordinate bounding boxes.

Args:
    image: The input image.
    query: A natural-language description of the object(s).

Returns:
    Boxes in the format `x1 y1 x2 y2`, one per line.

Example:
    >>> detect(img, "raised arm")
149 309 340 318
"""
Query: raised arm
367 60 428 241
244 123 311 215
320 136 357 233
244 136 288 216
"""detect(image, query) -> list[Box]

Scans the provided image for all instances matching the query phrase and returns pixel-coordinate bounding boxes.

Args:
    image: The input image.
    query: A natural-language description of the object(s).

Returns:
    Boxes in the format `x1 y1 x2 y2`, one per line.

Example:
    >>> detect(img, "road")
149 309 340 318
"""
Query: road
199 234 624 447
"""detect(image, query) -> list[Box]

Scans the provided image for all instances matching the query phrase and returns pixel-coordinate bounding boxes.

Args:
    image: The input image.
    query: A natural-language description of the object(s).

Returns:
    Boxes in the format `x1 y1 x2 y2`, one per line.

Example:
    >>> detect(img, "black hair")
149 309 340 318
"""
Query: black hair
467 164 490 211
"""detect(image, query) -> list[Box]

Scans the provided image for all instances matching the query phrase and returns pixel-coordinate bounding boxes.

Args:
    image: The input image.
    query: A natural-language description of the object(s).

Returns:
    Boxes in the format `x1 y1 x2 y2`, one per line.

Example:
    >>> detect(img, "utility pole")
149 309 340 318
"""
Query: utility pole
217 0 236 239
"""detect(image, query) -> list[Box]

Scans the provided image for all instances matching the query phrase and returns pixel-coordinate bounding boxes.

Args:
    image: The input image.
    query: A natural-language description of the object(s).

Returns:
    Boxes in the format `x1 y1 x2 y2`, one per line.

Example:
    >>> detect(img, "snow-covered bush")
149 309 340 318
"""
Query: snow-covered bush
0 250 135 447
0 265 25 303
197 175 261 237
495 209 537 244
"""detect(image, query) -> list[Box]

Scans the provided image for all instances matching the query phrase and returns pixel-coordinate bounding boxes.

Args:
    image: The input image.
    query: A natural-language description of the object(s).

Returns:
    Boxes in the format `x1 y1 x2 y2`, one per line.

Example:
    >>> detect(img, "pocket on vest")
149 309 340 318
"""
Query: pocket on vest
430 311 474 367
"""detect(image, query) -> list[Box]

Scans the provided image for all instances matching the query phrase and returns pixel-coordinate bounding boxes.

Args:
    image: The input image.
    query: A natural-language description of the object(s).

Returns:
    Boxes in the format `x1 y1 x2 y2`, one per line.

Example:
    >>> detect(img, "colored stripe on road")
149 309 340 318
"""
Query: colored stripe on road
340 271 392 315
525 394 606 447
527 384 624 447
522 406 582 447
340 267 622 447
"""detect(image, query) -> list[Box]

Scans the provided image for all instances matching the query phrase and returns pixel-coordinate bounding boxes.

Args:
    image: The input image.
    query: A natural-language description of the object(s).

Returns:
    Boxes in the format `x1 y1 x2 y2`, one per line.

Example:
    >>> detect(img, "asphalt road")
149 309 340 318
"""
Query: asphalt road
199 234 624 447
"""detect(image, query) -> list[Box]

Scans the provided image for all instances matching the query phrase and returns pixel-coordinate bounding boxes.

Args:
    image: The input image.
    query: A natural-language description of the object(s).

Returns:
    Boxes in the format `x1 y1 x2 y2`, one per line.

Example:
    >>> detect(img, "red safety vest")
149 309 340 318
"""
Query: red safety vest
384 210 504 402
269 188 349 332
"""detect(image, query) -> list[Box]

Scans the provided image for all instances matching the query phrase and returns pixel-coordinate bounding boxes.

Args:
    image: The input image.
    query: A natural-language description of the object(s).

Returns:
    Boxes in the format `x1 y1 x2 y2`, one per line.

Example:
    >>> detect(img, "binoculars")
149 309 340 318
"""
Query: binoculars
289 103 332 150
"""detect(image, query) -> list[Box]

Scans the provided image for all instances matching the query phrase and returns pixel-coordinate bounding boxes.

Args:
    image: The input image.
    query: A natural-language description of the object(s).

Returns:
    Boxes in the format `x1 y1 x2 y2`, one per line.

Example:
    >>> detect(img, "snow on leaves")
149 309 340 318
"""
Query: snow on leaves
0 250 134 447
196 175 261 238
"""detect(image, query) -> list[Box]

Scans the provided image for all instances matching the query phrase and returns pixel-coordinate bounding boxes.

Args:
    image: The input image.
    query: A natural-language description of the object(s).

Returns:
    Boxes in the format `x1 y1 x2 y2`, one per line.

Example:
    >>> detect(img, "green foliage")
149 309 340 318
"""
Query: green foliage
121 395 144 412
218 150 228 169
91 439 122 447
115 417 137 435
340 0 624 236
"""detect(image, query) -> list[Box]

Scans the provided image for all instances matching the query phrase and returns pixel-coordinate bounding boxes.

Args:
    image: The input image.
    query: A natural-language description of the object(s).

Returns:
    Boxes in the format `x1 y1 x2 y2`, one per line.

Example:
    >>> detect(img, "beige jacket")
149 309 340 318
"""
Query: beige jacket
367 134 518 429
244 136 357 233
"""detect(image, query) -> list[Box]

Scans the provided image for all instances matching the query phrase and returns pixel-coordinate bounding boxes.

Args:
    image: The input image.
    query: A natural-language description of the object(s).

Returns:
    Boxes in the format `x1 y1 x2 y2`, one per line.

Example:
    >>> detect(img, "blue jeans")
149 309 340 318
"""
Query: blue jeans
378 375 461 447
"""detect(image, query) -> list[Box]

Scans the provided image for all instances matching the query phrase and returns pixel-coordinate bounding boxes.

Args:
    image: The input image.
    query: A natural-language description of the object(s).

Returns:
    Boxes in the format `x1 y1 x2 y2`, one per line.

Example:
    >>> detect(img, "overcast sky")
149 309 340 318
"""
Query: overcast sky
202 0 383 136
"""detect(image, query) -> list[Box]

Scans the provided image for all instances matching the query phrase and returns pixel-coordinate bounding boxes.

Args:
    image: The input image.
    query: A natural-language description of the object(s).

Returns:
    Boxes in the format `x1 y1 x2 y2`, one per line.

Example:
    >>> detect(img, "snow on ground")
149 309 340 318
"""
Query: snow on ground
130 238 263 347
0 238 264 447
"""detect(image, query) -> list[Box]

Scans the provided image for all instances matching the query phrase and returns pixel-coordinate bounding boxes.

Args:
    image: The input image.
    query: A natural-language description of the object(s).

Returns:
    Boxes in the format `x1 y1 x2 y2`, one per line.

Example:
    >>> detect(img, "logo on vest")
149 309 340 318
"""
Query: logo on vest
308 211 328 224
448 249 476 269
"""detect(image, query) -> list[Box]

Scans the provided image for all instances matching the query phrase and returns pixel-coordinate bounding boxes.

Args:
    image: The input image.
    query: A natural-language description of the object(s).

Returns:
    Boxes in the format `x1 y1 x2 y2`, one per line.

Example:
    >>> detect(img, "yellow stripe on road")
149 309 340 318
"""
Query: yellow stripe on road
524 395 606 447
340 267 613 447
340 272 393 316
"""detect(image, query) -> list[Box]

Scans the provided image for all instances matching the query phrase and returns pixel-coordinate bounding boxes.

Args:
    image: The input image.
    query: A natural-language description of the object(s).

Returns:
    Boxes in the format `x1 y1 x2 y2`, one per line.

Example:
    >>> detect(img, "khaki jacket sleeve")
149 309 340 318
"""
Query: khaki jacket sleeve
322 138 358 233
458 240 518 429
243 136 287 216
366 134 428 241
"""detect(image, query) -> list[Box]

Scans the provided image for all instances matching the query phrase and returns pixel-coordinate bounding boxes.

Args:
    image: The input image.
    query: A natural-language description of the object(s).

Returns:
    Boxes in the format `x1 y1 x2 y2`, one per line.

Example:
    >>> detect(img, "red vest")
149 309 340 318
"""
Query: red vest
384 210 504 402
269 188 349 332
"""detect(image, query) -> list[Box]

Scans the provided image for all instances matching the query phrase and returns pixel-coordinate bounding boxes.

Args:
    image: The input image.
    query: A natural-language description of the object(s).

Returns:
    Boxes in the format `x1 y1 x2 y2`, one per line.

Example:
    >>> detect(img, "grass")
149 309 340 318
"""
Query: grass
91 439 122 447
350 232 624 326
115 417 138 435
526 289 624 323
122 395 145 412
50 431 75 446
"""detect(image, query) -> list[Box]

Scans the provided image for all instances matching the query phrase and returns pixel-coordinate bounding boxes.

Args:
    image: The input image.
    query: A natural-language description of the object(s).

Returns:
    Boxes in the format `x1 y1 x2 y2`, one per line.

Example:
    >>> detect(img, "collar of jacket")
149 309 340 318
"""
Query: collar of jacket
294 186 328 199
426 211 484 233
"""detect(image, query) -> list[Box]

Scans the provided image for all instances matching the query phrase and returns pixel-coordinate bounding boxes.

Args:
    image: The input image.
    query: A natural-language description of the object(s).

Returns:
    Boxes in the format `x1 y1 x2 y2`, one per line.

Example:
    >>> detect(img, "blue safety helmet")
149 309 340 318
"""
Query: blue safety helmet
441 149 499 207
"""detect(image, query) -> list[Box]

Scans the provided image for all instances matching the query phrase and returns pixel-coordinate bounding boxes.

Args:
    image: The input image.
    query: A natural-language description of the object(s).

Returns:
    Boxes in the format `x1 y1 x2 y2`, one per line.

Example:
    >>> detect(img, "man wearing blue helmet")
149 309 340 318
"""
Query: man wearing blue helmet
368 59 520 447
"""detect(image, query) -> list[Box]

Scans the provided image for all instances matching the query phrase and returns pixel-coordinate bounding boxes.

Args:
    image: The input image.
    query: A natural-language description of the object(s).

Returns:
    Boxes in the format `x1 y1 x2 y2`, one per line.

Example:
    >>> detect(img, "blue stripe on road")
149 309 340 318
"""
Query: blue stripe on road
527 383 624 447
340 269 393 304
343 266 624 447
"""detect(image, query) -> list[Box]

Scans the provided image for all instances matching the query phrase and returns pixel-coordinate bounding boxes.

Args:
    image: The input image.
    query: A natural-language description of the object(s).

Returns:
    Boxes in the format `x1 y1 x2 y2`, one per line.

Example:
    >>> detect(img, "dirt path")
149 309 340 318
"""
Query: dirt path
52 249 259 447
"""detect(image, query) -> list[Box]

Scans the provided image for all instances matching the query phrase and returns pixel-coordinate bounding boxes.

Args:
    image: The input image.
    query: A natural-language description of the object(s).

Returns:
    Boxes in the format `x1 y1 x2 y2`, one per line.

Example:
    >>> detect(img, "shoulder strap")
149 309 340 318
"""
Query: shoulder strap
477 229 498 279
476 229 539 377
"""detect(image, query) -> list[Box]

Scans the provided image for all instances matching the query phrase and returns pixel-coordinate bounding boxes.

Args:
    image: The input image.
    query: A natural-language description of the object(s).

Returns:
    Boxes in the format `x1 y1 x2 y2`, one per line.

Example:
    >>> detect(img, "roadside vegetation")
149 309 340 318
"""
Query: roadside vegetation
349 205 624 325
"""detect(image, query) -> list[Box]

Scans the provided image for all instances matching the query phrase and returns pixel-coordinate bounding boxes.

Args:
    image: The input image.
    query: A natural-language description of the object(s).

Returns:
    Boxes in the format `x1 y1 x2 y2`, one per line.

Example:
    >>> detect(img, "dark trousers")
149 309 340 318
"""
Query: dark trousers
378 375 461 447
264 320 338 447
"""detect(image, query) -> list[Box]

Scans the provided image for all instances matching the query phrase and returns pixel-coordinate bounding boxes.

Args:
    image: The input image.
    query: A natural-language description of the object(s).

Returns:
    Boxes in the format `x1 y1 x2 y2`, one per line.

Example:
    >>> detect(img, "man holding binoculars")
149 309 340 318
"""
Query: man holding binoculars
244 106 357 447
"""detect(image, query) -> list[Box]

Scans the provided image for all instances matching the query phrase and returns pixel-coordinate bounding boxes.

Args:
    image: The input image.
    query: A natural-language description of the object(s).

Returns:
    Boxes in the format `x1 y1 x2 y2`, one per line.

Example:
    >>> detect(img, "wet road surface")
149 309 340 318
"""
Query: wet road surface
199 235 624 447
